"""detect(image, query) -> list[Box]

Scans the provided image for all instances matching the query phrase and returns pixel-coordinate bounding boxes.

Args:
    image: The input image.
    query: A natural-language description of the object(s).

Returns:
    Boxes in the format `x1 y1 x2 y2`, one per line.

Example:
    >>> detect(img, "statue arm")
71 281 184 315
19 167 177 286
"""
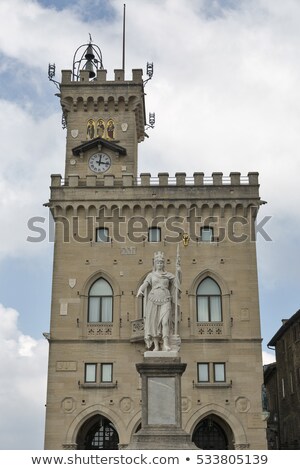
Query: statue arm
136 275 151 297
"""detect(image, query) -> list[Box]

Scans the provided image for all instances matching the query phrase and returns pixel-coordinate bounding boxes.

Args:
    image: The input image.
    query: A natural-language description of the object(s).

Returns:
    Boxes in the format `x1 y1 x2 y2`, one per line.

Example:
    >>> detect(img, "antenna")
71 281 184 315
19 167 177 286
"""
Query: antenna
122 4 126 71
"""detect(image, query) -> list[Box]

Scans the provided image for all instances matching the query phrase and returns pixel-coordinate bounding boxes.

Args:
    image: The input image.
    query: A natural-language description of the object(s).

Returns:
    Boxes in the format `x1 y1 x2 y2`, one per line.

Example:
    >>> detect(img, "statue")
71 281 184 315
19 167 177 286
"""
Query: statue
137 250 181 352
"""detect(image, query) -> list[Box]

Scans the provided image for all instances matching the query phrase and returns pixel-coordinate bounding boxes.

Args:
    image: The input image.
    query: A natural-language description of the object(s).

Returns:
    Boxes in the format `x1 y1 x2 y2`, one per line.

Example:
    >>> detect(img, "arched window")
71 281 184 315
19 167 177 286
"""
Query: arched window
196 277 222 322
76 415 119 450
88 278 113 322
192 417 229 450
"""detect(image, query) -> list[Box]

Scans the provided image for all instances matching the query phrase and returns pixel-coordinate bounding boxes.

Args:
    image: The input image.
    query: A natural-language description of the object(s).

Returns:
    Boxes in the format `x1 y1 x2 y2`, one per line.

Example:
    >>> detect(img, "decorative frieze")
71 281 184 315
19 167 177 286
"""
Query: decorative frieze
87 323 113 336
196 322 223 336
130 318 144 342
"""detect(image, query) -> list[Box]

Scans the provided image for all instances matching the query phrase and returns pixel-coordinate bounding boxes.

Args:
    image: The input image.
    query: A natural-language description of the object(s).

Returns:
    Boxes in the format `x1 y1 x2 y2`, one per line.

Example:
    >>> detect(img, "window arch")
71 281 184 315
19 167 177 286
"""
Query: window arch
76 414 119 450
192 416 229 450
88 278 113 322
196 277 222 322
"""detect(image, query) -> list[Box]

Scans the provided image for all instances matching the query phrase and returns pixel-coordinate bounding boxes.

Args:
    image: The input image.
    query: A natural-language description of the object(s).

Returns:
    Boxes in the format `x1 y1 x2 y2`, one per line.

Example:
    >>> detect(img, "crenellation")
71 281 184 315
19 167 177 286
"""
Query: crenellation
230 172 241 185
248 172 259 185
212 172 223 185
175 172 186 185
193 172 204 185
60 68 143 86
50 172 259 189
114 69 125 81
158 172 169 185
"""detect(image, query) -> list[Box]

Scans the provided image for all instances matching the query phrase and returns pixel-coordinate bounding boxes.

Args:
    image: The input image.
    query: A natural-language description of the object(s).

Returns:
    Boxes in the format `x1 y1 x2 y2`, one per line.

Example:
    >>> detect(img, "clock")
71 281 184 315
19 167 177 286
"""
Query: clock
88 152 111 173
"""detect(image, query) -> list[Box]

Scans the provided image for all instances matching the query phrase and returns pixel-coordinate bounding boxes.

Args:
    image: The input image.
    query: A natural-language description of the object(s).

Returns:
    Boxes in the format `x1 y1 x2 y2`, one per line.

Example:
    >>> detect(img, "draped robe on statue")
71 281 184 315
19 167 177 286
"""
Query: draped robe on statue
143 270 179 348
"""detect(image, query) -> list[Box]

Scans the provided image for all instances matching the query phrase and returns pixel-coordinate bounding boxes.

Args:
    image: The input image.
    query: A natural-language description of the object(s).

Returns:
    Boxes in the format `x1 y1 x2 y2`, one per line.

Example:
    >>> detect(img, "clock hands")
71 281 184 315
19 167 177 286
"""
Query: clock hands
96 155 109 167
89 152 111 173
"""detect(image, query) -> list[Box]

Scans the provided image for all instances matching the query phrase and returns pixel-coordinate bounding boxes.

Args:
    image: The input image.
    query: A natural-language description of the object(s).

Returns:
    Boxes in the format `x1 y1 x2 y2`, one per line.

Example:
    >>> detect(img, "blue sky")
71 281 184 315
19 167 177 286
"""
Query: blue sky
1 0 300 449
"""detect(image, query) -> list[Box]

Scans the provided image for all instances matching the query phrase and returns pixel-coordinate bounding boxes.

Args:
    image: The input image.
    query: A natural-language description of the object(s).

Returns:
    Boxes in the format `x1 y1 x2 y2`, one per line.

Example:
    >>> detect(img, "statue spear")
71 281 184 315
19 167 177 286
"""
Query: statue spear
174 243 181 336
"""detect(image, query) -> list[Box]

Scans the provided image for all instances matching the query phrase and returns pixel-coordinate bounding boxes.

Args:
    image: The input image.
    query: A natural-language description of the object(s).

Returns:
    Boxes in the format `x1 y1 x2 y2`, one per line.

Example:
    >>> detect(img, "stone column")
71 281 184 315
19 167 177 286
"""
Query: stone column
128 355 196 449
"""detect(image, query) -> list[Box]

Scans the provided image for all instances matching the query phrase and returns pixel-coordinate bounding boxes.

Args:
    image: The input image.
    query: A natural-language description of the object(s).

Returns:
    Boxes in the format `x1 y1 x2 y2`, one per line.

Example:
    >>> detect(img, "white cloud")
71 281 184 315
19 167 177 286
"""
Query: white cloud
262 349 275 365
0 100 64 261
0 304 48 449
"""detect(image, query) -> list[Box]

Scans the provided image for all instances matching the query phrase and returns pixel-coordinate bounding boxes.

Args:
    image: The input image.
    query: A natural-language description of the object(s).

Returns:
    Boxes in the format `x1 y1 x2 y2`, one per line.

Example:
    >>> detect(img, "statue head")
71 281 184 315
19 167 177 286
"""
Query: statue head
153 251 165 271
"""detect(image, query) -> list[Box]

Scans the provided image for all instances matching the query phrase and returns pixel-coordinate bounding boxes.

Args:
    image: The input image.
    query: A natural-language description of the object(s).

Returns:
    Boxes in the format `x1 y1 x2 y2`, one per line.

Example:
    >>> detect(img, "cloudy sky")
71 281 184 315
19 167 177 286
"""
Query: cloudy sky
0 0 300 450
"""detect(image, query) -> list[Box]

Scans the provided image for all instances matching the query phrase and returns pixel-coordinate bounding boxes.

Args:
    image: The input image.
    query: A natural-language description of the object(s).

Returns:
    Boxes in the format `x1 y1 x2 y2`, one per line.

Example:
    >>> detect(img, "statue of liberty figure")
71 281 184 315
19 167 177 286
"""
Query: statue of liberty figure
137 250 181 352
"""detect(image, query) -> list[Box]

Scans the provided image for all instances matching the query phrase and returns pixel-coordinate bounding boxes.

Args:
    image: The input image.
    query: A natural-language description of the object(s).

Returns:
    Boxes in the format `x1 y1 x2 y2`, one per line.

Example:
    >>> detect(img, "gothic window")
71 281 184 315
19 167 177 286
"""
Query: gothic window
88 278 113 322
192 417 229 450
148 227 161 242
96 227 109 243
87 119 95 139
96 119 105 138
196 277 222 322
77 415 119 450
201 226 213 242
106 119 115 139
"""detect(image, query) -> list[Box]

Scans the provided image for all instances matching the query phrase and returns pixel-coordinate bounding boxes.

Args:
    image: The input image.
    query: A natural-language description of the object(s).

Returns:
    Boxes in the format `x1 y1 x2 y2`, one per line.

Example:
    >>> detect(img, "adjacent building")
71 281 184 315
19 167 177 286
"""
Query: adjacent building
266 310 300 449
44 40 267 450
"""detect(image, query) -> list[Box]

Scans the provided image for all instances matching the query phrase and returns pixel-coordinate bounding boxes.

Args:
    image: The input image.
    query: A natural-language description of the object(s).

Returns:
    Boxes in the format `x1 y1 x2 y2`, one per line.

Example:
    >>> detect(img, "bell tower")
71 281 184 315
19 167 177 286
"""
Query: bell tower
45 37 267 450
59 39 146 180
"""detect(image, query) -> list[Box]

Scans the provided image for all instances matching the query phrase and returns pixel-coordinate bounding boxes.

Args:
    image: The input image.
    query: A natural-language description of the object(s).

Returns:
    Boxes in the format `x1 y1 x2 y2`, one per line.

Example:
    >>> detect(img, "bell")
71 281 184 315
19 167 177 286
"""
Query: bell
84 59 96 78
85 44 95 62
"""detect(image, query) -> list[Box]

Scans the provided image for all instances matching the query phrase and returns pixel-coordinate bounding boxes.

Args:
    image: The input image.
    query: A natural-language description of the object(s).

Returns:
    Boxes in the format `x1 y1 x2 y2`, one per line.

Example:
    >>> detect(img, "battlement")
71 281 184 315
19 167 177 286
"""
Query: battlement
61 68 143 85
51 172 259 188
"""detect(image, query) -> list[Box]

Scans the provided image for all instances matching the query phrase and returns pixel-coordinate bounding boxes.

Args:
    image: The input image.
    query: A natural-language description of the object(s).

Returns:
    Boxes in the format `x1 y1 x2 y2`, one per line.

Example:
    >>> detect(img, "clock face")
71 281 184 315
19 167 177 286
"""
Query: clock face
88 152 111 173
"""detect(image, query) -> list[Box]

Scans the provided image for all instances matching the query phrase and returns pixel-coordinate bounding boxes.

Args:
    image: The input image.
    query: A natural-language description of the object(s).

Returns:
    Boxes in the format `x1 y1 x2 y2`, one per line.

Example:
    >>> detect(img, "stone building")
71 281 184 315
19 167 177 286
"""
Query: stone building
44 40 267 450
266 310 300 449
263 363 279 449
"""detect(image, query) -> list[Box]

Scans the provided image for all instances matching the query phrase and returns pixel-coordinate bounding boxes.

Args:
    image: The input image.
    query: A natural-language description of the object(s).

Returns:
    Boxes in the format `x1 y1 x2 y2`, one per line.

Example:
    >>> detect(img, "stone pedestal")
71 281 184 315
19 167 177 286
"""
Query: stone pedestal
128 354 196 449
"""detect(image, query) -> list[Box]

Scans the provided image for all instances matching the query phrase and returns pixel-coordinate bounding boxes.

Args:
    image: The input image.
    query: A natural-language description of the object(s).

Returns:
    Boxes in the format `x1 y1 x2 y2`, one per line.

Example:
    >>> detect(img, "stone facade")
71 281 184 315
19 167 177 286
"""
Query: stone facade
263 363 279 449
266 310 300 449
44 48 267 450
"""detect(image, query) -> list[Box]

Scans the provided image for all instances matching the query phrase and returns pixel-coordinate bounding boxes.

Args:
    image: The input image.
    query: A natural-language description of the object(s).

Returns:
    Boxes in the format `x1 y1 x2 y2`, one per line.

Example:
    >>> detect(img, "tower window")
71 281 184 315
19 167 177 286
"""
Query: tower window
196 277 222 322
201 227 213 242
197 363 209 382
85 363 97 383
96 228 109 243
148 227 161 242
101 363 113 383
197 363 226 384
88 278 113 322
213 363 226 382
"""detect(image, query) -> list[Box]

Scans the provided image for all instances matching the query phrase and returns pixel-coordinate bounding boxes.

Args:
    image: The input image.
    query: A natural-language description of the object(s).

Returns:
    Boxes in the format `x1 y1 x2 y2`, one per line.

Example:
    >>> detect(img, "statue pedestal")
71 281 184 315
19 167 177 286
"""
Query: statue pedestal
128 354 196 449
